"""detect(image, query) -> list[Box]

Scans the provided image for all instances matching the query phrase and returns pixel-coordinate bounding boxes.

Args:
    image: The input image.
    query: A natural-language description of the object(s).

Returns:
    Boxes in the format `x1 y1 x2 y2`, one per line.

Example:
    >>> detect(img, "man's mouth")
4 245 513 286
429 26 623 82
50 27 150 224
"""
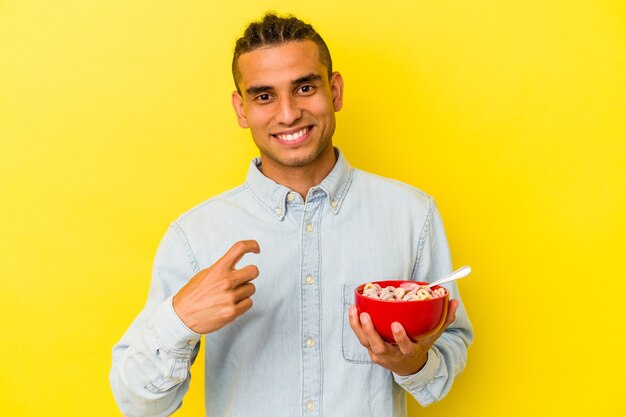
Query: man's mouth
272 126 312 143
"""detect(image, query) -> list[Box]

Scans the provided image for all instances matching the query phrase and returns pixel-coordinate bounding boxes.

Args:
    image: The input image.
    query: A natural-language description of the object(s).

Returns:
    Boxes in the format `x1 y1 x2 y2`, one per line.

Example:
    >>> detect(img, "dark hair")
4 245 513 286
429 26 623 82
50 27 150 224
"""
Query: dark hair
232 12 333 93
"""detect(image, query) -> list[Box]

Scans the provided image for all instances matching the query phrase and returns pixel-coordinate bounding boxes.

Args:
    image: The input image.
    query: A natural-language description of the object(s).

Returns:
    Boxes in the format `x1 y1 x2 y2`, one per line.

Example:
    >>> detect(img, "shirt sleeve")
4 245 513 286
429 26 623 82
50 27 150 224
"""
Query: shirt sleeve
110 222 202 417
393 198 474 406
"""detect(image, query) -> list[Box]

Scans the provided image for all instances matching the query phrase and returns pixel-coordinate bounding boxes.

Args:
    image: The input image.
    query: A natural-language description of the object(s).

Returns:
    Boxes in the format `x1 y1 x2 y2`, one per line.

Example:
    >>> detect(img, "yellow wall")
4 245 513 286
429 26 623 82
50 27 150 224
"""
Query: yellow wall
1 1 624 416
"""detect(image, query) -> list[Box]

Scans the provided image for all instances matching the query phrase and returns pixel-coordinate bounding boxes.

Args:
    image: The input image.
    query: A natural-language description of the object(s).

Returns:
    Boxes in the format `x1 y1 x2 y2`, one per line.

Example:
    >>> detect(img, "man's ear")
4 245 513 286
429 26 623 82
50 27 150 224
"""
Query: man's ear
330 72 344 112
231 91 249 128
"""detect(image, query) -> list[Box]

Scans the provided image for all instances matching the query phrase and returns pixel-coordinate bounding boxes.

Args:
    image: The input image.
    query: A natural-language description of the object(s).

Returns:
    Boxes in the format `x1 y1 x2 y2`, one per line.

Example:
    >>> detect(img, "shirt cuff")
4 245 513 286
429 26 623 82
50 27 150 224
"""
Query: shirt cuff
393 349 441 404
153 296 201 355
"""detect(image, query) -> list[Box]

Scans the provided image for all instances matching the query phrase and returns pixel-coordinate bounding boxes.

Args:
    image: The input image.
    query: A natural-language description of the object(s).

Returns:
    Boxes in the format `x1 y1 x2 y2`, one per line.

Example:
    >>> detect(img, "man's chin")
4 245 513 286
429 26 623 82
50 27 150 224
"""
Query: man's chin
275 154 317 168
263 149 320 169
259 140 335 170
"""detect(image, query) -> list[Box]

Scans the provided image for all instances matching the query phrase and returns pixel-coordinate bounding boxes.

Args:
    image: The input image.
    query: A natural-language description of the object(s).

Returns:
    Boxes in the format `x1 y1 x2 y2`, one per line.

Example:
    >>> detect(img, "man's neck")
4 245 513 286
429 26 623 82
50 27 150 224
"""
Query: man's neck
259 147 337 199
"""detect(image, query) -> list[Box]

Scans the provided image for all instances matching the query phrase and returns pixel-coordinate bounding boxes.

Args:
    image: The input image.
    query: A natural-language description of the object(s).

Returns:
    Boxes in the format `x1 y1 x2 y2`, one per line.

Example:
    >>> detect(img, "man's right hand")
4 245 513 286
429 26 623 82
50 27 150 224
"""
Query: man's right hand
172 240 260 334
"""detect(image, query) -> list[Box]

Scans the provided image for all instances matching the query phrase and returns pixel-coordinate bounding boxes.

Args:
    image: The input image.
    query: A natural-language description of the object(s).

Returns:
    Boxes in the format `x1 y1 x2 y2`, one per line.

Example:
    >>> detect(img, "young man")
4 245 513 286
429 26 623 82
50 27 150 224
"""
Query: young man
111 13 473 417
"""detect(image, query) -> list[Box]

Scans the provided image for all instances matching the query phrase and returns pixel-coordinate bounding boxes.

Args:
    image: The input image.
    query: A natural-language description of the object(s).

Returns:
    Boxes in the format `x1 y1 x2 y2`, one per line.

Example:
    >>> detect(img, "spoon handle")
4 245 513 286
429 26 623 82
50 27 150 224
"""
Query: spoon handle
427 265 472 288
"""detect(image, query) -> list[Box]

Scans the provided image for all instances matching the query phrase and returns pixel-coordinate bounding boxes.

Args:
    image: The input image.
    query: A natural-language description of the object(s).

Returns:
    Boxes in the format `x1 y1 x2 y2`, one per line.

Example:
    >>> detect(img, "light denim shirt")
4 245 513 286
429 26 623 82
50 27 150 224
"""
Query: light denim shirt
110 149 473 417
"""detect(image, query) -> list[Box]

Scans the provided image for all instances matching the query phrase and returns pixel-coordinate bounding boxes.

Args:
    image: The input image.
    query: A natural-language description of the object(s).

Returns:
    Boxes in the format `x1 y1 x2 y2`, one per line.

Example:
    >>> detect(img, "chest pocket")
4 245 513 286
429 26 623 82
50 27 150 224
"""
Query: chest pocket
341 283 375 364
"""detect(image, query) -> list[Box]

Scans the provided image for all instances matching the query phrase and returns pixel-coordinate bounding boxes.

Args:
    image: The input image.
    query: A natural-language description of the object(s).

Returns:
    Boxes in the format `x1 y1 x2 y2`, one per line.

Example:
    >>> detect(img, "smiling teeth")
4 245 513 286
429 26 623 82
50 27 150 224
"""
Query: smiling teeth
276 127 309 142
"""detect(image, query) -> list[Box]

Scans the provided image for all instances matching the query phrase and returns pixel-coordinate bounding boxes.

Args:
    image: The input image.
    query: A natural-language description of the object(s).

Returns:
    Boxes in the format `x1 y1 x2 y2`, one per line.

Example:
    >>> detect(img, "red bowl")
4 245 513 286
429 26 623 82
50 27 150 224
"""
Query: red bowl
354 281 449 343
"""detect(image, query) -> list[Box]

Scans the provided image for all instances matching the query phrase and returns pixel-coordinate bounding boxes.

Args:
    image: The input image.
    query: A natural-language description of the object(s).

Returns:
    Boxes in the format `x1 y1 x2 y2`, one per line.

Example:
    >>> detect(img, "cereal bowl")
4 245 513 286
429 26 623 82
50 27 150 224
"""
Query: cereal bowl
354 280 449 343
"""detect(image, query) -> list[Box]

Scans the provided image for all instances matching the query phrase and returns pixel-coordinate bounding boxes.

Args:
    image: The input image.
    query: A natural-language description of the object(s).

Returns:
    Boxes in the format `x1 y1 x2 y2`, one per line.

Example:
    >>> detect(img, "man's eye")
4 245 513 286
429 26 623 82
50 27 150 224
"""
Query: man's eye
257 93 270 101
299 85 314 94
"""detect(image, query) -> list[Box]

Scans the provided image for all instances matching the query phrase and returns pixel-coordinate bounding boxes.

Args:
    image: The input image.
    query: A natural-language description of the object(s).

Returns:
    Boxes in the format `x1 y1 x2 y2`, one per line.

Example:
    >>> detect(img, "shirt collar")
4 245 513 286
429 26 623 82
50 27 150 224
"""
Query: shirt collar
245 147 353 221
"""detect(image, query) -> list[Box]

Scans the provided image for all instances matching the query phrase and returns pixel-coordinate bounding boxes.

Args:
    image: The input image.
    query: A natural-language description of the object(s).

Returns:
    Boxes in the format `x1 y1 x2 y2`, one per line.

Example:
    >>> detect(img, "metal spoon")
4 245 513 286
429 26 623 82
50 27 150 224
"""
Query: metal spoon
427 265 471 288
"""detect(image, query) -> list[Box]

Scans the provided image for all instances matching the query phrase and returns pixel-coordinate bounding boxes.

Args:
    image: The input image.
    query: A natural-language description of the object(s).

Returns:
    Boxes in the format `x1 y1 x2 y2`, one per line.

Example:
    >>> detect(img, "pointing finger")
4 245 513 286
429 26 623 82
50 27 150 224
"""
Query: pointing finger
218 240 260 270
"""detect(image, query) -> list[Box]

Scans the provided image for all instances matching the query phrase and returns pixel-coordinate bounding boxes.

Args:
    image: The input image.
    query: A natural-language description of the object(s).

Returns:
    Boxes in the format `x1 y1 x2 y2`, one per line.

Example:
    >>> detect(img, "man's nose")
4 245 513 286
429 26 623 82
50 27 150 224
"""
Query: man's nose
275 96 302 125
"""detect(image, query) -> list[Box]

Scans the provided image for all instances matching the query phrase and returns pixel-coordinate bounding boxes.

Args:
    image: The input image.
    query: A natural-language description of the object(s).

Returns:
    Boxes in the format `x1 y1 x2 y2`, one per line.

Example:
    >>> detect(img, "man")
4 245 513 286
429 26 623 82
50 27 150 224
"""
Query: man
111 13 472 417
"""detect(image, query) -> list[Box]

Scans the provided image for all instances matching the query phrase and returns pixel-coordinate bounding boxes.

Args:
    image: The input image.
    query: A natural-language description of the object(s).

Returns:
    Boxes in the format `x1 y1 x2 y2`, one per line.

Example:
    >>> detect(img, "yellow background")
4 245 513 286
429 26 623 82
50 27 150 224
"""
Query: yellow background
1 1 625 416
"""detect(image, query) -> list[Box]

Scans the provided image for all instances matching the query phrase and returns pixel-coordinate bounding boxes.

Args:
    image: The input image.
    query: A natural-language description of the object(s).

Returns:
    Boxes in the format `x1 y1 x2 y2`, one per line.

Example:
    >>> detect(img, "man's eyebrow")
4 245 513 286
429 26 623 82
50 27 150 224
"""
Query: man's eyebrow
292 73 322 85
245 85 273 96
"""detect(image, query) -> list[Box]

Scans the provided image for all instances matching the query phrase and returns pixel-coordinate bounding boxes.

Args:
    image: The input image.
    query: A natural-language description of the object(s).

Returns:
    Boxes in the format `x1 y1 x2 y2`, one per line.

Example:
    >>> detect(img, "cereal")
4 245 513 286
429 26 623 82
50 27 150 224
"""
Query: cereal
361 283 446 301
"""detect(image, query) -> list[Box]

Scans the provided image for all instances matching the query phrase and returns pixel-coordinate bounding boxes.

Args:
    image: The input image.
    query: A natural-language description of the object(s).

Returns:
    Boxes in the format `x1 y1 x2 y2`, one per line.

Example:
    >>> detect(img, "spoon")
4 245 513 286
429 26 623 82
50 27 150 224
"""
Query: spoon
427 265 471 288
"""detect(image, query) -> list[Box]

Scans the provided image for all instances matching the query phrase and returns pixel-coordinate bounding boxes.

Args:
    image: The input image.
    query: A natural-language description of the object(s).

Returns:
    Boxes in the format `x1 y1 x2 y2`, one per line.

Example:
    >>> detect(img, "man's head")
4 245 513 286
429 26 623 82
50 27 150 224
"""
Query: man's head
230 13 344 184
232 13 333 94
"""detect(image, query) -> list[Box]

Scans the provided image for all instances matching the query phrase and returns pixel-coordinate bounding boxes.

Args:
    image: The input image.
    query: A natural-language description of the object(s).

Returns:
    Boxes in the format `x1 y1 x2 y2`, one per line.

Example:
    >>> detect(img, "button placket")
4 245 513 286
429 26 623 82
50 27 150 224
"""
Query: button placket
300 197 323 416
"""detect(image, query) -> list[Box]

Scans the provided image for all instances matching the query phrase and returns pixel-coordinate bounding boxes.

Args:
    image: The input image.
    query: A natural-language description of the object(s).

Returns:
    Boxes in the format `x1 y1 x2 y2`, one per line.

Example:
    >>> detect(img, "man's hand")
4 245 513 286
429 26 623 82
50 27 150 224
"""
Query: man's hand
348 299 459 376
173 240 260 334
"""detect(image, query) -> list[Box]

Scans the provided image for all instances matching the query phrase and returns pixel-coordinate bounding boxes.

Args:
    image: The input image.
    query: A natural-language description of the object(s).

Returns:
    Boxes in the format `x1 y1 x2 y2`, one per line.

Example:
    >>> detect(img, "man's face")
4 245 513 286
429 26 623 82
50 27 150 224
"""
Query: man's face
232 40 343 175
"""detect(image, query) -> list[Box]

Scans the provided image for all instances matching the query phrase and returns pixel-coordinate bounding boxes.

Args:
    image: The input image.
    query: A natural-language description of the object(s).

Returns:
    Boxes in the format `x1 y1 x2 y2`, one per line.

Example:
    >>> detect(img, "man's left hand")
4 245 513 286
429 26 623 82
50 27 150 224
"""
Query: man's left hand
348 299 459 376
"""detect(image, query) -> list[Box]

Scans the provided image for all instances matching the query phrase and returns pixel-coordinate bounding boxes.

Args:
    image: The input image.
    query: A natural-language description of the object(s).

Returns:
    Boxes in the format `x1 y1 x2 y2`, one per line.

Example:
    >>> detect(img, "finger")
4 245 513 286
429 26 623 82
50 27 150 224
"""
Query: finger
359 312 389 355
391 322 416 355
218 240 260 270
347 306 370 347
419 299 460 344
232 282 256 303
233 296 253 317
230 264 260 286
443 299 459 328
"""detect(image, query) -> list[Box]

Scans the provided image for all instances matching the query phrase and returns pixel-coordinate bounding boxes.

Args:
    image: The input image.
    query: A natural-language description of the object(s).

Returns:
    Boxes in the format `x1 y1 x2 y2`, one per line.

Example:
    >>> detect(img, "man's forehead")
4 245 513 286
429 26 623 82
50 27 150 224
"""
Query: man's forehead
236 40 325 89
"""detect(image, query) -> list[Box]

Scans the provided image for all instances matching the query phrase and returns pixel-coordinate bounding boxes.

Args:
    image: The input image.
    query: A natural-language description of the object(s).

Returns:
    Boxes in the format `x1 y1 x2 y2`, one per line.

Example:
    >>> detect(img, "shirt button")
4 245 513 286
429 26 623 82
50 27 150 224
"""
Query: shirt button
287 193 296 202
305 275 314 285
305 223 313 232
275 207 283 215
330 199 338 208
306 401 315 411
306 338 315 348
187 339 197 346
